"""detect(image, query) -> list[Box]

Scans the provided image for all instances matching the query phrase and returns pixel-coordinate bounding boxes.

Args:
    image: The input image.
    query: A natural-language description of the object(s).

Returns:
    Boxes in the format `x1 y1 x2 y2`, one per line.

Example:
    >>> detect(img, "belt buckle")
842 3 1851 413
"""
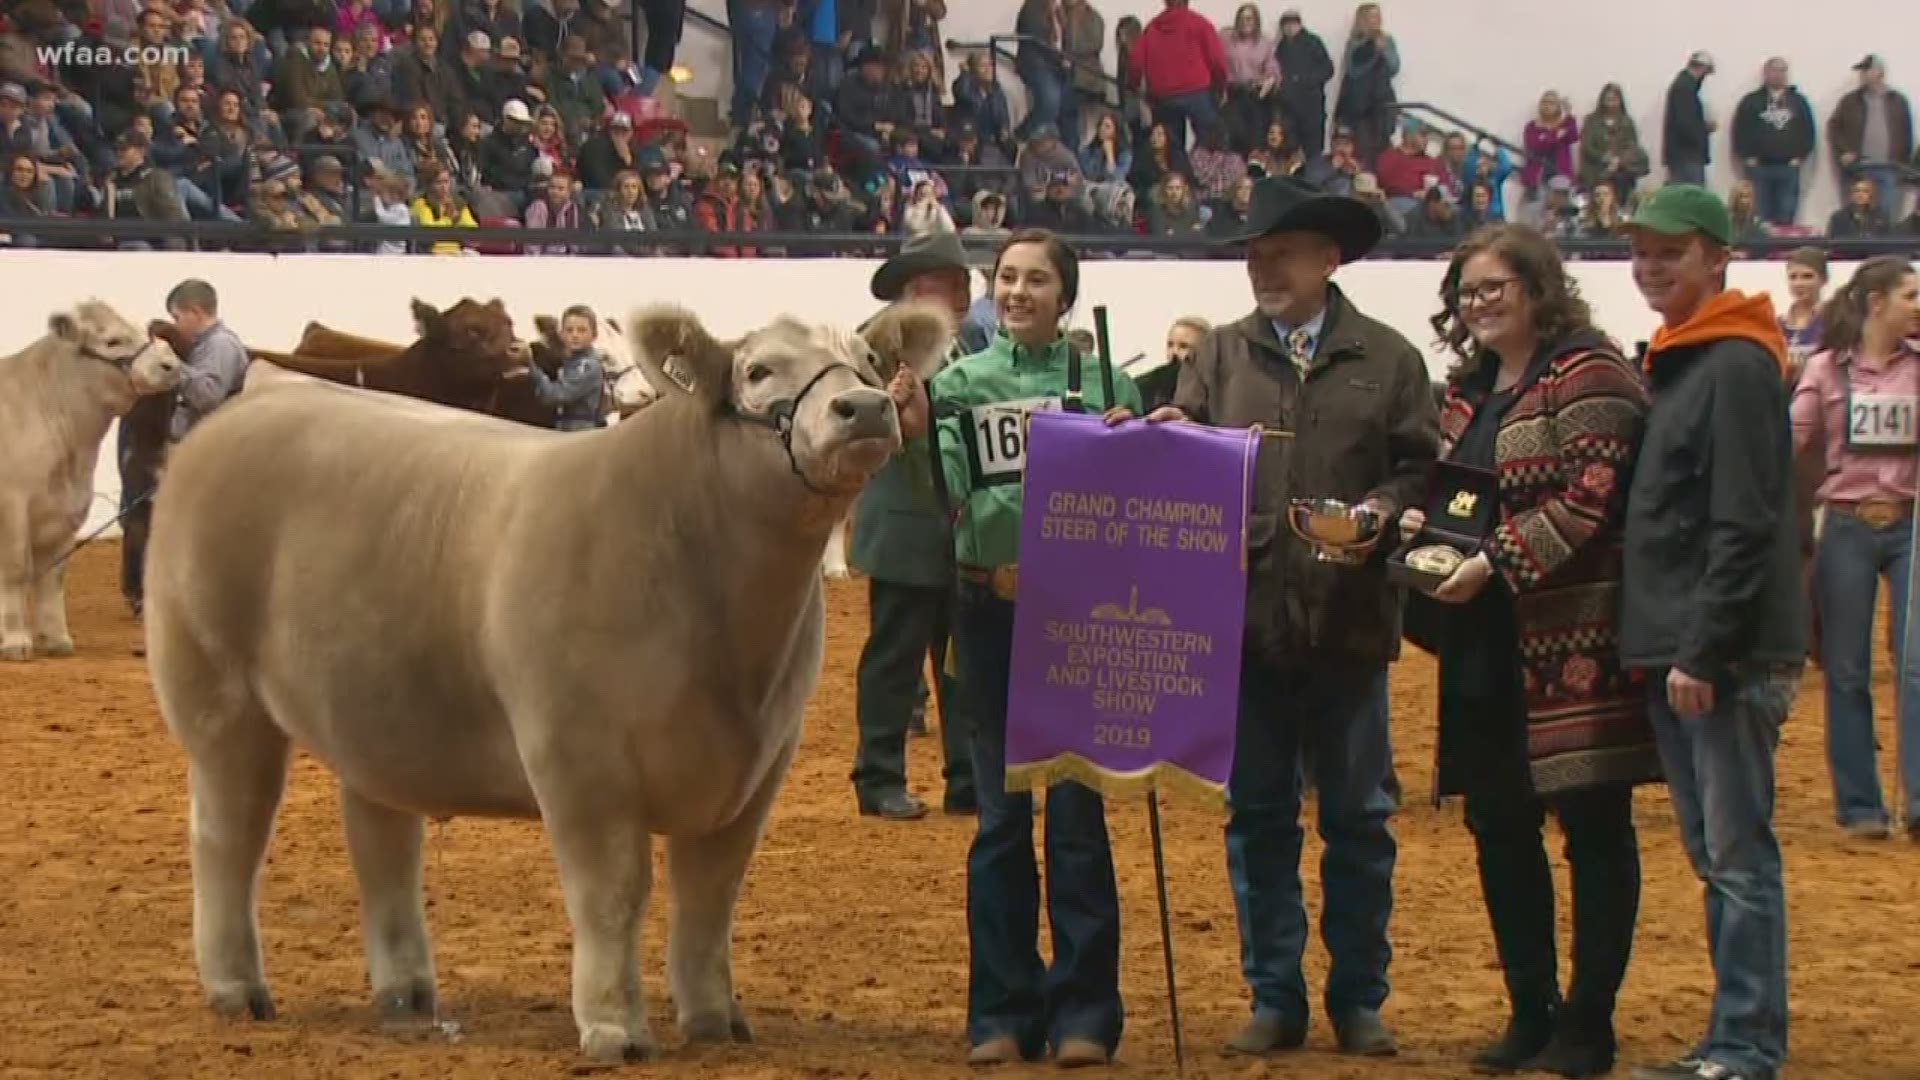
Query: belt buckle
1859 500 1905 530
991 565 1018 602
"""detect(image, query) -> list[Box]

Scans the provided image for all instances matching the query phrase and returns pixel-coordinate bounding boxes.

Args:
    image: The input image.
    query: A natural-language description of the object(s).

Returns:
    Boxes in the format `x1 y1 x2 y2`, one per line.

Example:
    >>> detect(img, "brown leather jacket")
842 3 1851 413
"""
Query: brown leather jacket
1173 285 1440 667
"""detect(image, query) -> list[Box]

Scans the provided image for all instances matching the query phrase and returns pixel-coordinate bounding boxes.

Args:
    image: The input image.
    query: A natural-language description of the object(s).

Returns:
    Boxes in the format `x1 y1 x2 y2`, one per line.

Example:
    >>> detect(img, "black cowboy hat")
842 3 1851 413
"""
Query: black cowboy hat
871 229 973 301
1230 175 1383 263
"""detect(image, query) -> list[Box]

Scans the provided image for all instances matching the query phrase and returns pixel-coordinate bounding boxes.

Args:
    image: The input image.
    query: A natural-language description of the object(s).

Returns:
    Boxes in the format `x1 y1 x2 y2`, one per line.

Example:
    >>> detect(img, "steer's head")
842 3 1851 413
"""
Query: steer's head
412 296 532 384
629 301 954 498
50 300 181 397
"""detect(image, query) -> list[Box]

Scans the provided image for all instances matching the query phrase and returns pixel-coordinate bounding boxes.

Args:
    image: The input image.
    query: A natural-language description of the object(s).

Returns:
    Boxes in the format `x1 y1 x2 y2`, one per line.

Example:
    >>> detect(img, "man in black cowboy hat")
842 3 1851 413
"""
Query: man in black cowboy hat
847 230 992 820
1111 175 1438 1057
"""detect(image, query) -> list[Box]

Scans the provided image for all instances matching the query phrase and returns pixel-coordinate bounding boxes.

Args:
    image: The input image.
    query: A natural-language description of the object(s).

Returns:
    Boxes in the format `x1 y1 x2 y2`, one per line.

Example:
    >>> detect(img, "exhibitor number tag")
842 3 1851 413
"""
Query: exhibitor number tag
968 395 1063 482
1847 391 1919 450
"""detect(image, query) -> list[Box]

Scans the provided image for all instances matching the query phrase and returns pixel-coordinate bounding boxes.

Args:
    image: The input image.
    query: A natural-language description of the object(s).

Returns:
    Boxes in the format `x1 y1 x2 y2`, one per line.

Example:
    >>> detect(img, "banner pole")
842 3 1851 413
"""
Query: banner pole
1092 305 1118 408
1145 788 1185 1075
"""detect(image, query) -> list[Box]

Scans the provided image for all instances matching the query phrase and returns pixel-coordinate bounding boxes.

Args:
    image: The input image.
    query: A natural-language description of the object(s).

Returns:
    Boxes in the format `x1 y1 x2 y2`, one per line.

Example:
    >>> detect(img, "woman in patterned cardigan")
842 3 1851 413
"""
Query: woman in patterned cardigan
1403 222 1662 1079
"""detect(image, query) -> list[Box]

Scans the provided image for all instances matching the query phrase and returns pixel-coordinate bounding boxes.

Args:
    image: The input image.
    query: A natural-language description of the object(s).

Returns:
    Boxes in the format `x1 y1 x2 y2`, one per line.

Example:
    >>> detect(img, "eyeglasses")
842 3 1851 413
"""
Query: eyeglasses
1452 277 1518 310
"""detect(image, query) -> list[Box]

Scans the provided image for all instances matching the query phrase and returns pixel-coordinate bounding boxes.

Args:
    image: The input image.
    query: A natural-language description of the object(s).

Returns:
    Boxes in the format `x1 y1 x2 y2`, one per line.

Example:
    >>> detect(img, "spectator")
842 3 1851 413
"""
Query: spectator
1219 4 1278 155
409 159 476 252
1127 119 1188 200
392 24 465 124
1777 245 1828 374
273 25 347 141
1436 130 1470 199
1080 109 1133 190
640 146 695 229
576 110 636 193
1403 184 1459 240
1661 50 1715 185
859 171 900 238
950 51 1012 151
1204 174 1253 238
1019 169 1083 232
1145 171 1203 236
1732 57 1816 227
1522 174 1579 239
896 49 947 157
1374 119 1447 215
1726 180 1770 245
1016 122 1080 204
523 0 584 60
1827 55 1914 225
365 170 414 254
1578 82 1650 204
803 167 860 233
964 188 1009 239
305 154 355 231
1333 2 1398 165
1110 16 1151 138
1089 181 1137 236
101 131 188 245
695 159 751 255
1301 122 1363 197
1458 181 1497 229
1580 180 1625 237
903 177 955 235
778 92 826 171
478 97 537 208
1059 0 1107 138
1012 0 1067 142
885 128 948 207
836 42 907 170
452 31 499 120
544 36 609 143
1521 90 1578 195
1828 175 1892 237
353 96 416 187
208 19 271 117
0 152 51 239
1246 118 1304 180
761 37 828 117
883 0 949 88
485 38 535 117
452 0 523 66
1125 0 1227 155
726 0 781 126
401 103 459 182
596 168 657 252
445 109 488 193
524 165 583 253
1273 8 1333 159
1188 122 1246 203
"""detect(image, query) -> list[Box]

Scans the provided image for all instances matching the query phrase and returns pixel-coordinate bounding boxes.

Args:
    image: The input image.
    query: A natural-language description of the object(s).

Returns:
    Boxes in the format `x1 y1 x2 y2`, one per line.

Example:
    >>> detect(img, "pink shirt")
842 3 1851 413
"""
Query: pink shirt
1789 342 1920 504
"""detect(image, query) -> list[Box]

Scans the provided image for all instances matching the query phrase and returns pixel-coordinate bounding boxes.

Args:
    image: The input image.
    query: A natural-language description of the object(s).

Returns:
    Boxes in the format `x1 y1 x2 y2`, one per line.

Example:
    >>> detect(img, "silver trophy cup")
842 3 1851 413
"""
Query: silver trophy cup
1287 498 1384 565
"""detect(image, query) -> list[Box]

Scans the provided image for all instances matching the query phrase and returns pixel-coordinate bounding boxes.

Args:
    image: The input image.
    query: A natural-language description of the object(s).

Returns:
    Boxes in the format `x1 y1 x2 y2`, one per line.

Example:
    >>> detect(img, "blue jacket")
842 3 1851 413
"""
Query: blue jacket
528 349 607 430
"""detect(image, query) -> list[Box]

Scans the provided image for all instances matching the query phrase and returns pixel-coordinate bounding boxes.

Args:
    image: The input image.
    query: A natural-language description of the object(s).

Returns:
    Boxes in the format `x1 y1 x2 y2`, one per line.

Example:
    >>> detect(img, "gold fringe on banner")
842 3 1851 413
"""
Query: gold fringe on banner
1004 753 1230 812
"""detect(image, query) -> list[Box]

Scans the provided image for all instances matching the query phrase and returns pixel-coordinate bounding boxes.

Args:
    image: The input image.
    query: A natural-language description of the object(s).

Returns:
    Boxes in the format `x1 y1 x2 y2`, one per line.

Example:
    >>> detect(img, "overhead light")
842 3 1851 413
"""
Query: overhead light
668 64 693 83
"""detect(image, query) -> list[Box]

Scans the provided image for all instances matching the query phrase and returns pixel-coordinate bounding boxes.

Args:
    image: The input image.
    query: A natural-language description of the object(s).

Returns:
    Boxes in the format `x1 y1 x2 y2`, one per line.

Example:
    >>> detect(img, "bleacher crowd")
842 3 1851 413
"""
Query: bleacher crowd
0 0 1914 252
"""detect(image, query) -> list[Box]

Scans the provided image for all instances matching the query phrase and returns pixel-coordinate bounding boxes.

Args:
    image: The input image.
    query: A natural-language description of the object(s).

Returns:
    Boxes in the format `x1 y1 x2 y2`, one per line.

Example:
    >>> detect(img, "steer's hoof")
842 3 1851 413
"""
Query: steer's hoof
682 1009 752 1045
730 1016 754 1044
580 1022 655 1065
34 635 74 657
376 983 439 1036
209 984 276 1022
0 641 31 662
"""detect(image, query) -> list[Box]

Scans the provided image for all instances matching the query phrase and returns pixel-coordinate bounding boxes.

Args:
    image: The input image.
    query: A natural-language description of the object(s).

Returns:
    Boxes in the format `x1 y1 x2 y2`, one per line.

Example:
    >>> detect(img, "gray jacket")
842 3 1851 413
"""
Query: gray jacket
168 321 250 443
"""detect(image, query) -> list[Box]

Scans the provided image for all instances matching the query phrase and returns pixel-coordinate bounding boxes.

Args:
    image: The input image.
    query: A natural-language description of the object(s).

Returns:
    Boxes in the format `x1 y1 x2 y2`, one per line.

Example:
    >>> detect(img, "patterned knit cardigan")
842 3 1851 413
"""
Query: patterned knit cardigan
1436 337 1663 797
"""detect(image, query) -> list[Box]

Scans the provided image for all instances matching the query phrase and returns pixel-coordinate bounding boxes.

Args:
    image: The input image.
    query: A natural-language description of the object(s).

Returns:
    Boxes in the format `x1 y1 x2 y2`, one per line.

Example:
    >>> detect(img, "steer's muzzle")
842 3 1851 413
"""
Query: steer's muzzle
505 339 533 366
830 386 896 442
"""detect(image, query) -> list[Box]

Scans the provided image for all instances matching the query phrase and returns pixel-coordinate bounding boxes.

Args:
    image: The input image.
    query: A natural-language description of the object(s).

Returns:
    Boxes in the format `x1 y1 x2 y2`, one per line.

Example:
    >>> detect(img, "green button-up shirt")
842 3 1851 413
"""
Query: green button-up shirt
931 331 1144 568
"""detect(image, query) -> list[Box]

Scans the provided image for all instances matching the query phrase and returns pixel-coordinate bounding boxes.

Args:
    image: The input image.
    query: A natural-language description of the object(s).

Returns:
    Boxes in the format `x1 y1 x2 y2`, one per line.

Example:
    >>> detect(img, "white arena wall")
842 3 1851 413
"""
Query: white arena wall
669 0 1917 226
0 248 1870 540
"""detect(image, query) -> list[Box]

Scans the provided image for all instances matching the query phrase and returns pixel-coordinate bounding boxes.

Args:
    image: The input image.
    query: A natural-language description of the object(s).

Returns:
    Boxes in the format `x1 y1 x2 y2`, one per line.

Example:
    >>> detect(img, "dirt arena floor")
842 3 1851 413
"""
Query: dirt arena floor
3 541 1918 1079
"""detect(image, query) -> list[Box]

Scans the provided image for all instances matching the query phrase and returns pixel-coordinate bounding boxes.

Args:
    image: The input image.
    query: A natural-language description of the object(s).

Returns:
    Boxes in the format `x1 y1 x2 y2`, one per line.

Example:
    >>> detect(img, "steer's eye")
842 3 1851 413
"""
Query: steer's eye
746 363 771 384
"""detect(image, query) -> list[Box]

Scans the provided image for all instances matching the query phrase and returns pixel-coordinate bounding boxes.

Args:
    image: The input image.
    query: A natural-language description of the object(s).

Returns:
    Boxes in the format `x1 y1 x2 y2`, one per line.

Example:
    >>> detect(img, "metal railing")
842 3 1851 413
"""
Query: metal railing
3 214 1917 261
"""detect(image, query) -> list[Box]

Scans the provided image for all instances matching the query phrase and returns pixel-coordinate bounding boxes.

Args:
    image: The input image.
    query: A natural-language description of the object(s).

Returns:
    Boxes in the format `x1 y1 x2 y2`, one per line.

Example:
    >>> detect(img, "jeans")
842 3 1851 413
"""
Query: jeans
1814 510 1920 827
116 419 157 611
1746 161 1802 226
1225 654 1396 1024
1646 662 1800 1080
726 0 778 124
1667 160 1707 186
853 577 975 805
1014 58 1062 141
954 581 1122 1059
1151 91 1222 155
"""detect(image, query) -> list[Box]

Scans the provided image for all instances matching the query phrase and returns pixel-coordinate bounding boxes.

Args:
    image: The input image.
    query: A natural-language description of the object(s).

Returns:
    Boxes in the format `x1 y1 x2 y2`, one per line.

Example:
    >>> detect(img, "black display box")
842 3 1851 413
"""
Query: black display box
1387 460 1499 594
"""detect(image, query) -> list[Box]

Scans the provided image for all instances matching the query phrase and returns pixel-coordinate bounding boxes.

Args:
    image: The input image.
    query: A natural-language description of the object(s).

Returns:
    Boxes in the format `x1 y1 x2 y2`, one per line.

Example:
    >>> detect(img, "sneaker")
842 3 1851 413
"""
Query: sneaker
1843 819 1891 839
1629 1058 1705 1080
1693 1064 1758 1080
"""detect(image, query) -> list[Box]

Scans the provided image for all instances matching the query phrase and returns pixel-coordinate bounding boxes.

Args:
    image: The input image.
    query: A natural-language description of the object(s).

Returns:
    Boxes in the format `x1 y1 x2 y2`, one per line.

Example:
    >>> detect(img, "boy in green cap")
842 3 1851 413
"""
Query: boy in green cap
1618 183 1806 1080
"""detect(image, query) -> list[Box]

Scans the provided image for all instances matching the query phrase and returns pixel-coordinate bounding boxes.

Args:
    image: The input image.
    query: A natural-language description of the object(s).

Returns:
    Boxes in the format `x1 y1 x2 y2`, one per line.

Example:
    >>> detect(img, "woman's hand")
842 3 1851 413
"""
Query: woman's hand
1103 405 1187 426
890 365 929 439
1398 507 1426 544
1431 551 1493 604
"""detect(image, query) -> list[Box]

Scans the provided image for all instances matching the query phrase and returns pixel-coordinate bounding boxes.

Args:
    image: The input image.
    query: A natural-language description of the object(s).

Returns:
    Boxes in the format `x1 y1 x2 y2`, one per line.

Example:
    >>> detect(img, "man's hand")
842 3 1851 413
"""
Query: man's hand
1667 667 1715 717
1398 507 1427 544
890 365 928 439
1105 405 1186 426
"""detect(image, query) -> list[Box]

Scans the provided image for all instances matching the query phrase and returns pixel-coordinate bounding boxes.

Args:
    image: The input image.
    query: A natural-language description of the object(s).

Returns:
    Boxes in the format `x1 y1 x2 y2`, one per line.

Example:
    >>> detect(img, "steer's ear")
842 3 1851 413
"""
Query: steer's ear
410 298 444 340
48 308 82 343
628 304 731 408
861 298 955 383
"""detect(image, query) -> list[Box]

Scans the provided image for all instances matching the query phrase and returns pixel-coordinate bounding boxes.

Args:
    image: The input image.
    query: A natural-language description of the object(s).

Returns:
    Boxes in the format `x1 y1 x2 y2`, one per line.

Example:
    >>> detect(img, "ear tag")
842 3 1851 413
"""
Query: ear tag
662 353 697 394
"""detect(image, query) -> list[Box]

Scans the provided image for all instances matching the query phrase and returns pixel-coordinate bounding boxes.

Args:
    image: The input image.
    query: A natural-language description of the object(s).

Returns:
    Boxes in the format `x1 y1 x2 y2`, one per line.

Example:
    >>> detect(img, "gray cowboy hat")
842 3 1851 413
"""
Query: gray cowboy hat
871 229 975 301
1230 175 1383 264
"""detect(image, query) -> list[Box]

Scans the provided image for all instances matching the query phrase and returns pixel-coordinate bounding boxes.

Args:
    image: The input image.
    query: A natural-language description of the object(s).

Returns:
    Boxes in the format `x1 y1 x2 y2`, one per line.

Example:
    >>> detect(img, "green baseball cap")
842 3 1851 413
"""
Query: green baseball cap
1625 183 1732 246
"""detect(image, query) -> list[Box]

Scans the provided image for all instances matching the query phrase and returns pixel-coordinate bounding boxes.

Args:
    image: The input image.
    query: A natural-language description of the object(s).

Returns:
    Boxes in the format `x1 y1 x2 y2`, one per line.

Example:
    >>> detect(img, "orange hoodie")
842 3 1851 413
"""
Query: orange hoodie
1642 289 1792 379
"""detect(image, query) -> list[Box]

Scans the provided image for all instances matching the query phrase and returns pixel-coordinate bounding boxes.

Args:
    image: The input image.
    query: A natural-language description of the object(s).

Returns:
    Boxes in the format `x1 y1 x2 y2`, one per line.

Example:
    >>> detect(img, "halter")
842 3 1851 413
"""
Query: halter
80 338 155 373
727 360 880 497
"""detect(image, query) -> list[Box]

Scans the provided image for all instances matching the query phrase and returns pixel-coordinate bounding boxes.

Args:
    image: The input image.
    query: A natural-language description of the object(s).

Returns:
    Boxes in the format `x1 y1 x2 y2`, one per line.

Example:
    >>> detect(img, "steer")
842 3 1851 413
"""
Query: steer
250 297 532 412
142 299 953 1063
0 301 181 660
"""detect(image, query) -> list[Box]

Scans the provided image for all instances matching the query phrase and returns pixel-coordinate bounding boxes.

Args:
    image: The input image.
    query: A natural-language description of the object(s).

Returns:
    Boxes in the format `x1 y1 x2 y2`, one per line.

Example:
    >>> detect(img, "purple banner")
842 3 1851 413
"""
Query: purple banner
1004 410 1257 807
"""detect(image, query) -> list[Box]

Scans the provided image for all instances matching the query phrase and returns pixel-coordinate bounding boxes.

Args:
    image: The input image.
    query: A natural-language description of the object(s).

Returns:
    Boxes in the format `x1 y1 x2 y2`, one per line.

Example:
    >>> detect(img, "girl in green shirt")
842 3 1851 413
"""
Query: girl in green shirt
899 228 1140 1067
